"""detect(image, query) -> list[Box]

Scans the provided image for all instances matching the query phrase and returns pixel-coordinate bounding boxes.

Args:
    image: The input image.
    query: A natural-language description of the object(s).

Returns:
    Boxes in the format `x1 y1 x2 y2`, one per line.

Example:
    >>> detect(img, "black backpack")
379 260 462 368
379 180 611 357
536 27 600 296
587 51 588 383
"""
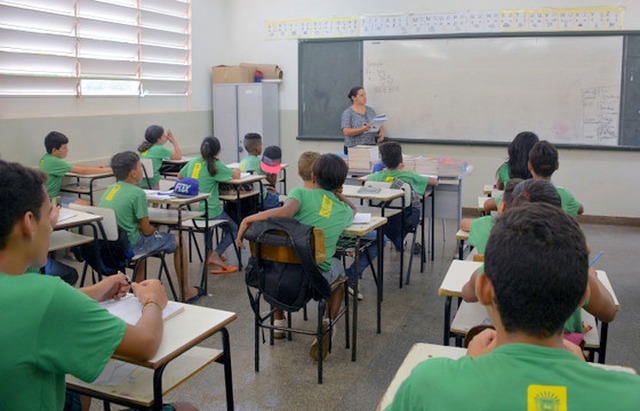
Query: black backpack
244 217 330 312
72 226 133 277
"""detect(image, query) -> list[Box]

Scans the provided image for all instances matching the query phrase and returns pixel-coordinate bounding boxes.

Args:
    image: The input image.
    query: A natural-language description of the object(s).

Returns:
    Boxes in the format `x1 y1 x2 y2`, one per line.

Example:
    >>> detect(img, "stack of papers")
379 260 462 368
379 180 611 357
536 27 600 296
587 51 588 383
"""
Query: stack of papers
368 114 387 132
402 155 416 172
414 156 439 175
348 145 379 172
438 158 468 177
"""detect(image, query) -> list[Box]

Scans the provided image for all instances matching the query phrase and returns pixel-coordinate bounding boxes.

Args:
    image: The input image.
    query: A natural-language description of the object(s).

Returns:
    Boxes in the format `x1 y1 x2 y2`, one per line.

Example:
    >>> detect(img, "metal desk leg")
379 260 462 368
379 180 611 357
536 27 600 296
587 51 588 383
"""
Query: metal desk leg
443 296 452 346
598 322 609 364
431 187 435 261
152 363 168 410
376 226 383 334
216 327 235 410
352 237 360 362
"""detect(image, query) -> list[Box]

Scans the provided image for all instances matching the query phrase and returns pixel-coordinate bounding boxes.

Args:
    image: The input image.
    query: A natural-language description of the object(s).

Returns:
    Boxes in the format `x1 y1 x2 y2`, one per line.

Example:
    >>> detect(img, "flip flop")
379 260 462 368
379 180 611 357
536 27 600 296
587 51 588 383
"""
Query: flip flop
210 265 238 274
185 286 206 304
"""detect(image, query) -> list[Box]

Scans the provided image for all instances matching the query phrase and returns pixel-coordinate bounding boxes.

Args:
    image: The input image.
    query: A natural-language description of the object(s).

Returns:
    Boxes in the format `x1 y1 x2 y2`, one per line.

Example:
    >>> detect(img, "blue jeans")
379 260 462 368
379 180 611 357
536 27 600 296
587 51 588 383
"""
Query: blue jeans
211 211 238 255
262 191 281 210
133 231 176 255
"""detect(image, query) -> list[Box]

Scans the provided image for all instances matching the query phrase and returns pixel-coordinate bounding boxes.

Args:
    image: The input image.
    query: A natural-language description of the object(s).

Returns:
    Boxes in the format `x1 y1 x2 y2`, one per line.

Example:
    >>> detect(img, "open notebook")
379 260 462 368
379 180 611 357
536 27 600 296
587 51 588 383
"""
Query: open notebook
100 294 183 325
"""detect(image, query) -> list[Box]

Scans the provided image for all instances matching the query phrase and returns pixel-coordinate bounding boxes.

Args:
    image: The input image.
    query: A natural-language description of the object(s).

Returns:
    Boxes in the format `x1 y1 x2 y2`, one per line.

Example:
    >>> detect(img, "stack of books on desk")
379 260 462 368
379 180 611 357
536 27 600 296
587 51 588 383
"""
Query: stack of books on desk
438 158 469 177
348 145 379 172
402 155 416 171
414 156 439 175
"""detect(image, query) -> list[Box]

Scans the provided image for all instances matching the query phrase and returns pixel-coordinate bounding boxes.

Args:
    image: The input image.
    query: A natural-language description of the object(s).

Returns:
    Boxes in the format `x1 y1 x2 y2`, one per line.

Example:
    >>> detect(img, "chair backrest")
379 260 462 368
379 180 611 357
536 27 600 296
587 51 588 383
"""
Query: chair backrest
473 254 485 262
140 158 154 188
158 178 175 191
68 203 119 241
249 226 325 265
363 180 412 209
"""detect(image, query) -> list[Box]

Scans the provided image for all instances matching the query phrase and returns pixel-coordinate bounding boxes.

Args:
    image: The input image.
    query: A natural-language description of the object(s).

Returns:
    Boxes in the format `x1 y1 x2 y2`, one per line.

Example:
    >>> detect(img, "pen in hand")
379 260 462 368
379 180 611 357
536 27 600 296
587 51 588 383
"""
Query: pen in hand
589 252 603 267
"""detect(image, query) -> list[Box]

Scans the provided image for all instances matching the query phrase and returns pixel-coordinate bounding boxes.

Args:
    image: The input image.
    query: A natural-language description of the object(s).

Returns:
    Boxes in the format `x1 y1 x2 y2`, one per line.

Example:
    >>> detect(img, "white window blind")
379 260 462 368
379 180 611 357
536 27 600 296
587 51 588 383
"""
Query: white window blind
0 0 190 96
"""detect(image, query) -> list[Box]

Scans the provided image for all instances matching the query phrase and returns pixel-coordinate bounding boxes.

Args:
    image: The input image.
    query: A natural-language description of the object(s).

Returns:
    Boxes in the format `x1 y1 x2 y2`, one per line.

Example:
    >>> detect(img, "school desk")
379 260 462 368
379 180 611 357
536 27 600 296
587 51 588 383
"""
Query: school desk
454 228 470 260
49 207 103 252
219 173 266 225
145 192 210 300
377 343 637 411
342 215 388 362
66 303 237 411
61 169 114 205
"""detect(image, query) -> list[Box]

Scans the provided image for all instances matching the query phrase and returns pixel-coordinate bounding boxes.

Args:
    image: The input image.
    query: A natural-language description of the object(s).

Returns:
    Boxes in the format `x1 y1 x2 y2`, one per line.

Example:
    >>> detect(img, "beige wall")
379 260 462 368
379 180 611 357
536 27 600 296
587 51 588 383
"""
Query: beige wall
1 0 639 217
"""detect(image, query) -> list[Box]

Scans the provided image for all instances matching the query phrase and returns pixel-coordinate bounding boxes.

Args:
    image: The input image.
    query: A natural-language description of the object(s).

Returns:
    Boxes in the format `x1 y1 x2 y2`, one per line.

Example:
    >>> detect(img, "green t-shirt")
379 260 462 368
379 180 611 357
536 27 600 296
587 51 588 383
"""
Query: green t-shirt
288 187 353 272
368 170 430 196
139 144 173 188
494 183 581 216
39 153 73 198
468 215 494 255
179 157 234 218
99 181 148 246
0 273 126 411
387 343 640 411
497 162 510 186
240 155 263 174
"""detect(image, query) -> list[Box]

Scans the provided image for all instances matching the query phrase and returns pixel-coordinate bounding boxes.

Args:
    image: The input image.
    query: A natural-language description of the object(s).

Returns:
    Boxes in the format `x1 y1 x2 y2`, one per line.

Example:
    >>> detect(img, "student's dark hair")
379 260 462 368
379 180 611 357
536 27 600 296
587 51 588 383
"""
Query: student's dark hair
501 178 523 207
138 125 164 153
298 151 321 182
200 136 221 177
504 131 539 180
312 153 348 191
485 203 588 338
511 179 562 209
243 133 262 155
110 151 140 181
347 86 364 101
528 140 558 178
44 131 69 154
379 142 403 169
0 160 47 250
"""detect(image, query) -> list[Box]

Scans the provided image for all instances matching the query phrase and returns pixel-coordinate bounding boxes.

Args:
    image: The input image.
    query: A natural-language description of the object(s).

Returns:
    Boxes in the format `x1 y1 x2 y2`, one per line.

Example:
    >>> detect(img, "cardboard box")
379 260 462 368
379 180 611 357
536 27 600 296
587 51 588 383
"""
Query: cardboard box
211 65 255 84
240 63 283 80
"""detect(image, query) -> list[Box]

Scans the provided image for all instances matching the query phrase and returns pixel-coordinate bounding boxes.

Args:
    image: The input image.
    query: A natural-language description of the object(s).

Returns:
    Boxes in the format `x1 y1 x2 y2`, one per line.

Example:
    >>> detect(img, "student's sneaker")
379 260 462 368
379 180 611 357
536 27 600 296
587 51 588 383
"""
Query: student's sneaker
348 286 364 301
310 320 332 361
273 318 286 340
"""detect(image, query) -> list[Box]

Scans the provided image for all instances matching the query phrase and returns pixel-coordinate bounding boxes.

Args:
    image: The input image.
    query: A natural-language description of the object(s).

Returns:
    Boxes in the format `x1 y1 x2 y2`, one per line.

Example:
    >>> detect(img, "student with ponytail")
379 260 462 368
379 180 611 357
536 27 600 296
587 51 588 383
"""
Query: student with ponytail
138 125 183 189
179 136 241 274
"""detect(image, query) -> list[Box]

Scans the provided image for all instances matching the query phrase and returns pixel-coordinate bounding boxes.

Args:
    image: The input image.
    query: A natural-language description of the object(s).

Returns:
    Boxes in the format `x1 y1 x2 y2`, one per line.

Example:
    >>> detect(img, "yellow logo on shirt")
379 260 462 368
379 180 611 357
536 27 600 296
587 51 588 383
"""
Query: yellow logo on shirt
141 150 149 156
385 176 395 183
105 184 121 201
527 385 567 411
191 162 202 179
319 194 333 218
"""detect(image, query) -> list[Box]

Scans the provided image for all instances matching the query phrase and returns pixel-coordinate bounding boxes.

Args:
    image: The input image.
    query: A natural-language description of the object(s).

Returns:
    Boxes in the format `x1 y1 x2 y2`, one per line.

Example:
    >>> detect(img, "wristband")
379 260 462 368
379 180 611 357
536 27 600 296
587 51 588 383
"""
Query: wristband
142 298 161 311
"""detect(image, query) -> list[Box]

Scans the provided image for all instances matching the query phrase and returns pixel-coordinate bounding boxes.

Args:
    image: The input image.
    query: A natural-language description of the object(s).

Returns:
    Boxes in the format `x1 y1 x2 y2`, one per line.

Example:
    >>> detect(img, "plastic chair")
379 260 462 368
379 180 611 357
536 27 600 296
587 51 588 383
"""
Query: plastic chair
140 158 154 189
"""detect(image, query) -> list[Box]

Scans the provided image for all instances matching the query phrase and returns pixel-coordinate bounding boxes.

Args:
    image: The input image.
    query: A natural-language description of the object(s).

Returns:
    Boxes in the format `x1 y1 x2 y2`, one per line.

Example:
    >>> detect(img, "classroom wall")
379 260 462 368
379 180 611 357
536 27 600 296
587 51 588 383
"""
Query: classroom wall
1 0 639 217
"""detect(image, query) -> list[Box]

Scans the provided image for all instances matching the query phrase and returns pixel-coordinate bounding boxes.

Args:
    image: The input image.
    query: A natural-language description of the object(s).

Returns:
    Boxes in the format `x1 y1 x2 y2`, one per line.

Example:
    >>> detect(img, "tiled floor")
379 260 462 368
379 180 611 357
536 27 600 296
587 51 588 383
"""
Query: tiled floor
85 220 640 411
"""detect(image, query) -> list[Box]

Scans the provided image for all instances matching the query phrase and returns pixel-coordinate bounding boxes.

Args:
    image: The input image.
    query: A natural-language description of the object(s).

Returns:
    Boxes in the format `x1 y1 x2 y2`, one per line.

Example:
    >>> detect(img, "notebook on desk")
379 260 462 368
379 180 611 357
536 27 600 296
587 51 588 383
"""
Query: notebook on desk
100 295 183 325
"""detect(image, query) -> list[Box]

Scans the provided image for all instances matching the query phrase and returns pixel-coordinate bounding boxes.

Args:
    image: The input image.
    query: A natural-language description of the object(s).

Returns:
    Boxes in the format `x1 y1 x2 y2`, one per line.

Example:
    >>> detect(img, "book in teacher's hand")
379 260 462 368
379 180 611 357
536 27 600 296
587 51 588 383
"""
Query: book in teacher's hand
369 114 387 132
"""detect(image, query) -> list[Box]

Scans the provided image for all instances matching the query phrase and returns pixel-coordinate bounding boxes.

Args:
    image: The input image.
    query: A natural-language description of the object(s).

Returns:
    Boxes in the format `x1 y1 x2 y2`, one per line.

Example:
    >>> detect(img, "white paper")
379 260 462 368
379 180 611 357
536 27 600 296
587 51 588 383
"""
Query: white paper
56 208 76 223
369 114 387 132
353 212 372 224
100 295 183 325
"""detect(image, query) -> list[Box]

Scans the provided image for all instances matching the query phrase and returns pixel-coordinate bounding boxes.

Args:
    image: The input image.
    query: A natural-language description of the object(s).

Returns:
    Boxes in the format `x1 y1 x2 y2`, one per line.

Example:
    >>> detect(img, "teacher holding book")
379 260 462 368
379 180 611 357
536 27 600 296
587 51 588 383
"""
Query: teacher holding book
341 86 384 154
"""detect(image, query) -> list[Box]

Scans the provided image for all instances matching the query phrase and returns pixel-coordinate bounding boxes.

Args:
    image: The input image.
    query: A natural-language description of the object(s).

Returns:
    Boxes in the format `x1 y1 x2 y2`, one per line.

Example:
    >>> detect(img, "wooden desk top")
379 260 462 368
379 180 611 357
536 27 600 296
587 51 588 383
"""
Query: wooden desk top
147 208 205 225
343 216 388 237
377 342 637 410
227 173 266 185
438 260 483 297
162 156 193 165
54 208 103 230
595 270 620 311
477 196 491 211
454 229 470 241
65 170 114 179
49 230 94 252
342 184 405 202
144 191 210 206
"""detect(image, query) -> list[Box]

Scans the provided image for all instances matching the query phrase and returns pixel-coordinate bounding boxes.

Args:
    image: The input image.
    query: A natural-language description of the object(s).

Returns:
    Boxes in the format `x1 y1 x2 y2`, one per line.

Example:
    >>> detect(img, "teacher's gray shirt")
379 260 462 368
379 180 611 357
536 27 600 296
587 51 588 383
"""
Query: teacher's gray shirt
341 106 378 148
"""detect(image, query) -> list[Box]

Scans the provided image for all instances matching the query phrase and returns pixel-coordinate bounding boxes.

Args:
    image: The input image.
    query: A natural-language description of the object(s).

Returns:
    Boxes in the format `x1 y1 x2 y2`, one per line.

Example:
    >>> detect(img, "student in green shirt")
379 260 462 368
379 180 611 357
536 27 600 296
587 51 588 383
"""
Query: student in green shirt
388 204 640 410
138 125 183 189
493 131 538 190
38 131 111 206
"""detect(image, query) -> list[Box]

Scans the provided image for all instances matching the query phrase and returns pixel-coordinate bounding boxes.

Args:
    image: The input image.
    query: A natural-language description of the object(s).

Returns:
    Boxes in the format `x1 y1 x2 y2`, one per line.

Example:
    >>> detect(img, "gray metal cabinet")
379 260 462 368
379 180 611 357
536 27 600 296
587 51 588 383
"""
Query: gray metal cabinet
212 83 279 164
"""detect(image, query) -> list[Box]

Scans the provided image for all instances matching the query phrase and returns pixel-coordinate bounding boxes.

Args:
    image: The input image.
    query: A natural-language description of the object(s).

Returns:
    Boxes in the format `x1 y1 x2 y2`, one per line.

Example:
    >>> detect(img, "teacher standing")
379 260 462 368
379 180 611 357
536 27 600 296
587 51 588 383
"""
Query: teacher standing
341 86 384 154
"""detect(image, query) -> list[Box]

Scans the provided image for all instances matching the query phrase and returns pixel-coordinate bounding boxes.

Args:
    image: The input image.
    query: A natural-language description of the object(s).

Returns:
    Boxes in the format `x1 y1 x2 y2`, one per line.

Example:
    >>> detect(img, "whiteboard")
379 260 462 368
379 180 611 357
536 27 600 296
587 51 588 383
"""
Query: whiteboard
363 37 623 146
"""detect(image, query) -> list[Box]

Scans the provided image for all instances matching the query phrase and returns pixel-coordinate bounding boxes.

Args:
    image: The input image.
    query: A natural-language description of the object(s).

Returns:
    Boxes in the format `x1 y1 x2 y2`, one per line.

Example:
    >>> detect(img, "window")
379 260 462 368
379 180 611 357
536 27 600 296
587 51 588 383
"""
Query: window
0 0 191 96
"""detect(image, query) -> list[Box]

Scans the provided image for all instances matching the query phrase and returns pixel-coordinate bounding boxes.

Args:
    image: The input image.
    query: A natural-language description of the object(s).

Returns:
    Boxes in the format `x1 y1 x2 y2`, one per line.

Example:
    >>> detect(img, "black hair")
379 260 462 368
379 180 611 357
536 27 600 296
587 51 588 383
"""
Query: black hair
379 142 403 169
243 133 262 155
138 125 164 153
312 153 348 191
511 179 562 209
528 140 558 178
501 178 524 207
200 136 221 177
347 86 364 101
110 151 140 181
44 131 69 154
504 131 539 180
485 203 588 338
0 160 47 250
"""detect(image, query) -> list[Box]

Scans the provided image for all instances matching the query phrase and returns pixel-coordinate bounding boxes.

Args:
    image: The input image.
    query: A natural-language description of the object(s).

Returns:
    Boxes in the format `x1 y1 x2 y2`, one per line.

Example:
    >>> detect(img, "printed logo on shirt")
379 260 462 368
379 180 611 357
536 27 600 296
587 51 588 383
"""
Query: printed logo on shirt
319 194 333 218
385 176 395 183
104 184 121 201
141 150 149 156
191 162 202 179
527 384 567 411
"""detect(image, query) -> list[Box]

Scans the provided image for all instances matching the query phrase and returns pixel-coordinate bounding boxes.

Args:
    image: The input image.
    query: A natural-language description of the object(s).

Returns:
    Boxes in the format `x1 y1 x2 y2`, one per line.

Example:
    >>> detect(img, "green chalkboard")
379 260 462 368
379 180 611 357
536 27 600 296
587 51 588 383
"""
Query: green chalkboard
299 32 640 150
298 40 362 139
